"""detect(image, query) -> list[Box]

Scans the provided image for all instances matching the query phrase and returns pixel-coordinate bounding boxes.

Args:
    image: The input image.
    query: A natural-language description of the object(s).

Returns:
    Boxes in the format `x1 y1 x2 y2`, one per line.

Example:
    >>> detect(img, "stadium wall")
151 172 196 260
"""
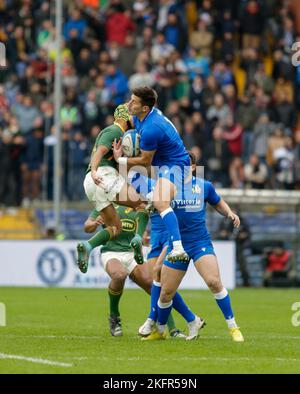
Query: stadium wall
0 241 235 289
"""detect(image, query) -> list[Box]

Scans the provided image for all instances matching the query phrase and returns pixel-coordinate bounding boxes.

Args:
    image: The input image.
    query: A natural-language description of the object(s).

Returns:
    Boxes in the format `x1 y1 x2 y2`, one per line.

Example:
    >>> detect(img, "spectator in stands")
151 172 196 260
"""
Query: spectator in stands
266 125 286 174
105 2 135 45
253 63 274 96
117 33 139 77
12 95 41 135
207 93 231 127
64 9 87 41
222 113 243 157
229 157 245 189
190 18 213 59
162 11 187 54
244 153 268 189
251 113 275 161
104 63 128 106
68 131 89 201
236 92 259 162
218 210 251 287
128 63 155 90
205 126 231 187
21 127 44 206
263 245 296 287
273 136 295 190
271 91 296 132
239 0 266 50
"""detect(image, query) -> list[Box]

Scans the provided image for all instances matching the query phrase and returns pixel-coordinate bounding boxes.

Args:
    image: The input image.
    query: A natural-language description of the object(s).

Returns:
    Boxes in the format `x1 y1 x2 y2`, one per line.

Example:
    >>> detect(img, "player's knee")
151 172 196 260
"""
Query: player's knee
159 288 173 303
206 277 222 293
111 270 127 283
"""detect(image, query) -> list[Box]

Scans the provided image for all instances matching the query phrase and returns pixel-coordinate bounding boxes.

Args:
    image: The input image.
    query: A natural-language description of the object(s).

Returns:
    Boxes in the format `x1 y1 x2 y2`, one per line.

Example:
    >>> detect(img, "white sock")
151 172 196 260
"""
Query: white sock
157 324 166 334
173 240 183 250
214 288 228 300
226 317 238 329
157 300 172 309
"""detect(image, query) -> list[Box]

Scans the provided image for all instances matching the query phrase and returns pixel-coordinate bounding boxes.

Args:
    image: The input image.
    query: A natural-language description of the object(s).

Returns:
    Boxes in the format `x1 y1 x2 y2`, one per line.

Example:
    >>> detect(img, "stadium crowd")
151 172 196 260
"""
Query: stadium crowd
1 0 300 206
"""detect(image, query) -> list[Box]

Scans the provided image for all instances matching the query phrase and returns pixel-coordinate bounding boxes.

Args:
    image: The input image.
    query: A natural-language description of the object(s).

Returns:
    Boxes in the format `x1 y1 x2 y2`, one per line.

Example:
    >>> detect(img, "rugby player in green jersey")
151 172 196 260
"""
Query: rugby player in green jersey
78 104 148 273
83 205 184 338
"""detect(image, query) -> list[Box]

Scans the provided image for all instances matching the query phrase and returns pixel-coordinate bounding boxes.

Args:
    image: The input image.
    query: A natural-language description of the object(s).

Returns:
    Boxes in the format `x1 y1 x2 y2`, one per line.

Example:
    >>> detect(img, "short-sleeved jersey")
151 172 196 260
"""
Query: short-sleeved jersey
132 108 190 168
86 124 123 173
171 177 221 244
89 205 138 253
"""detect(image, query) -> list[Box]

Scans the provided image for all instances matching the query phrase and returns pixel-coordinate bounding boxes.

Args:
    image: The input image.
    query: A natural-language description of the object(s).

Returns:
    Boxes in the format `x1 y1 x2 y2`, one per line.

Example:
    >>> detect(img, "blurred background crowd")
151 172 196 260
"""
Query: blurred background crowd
1 0 300 207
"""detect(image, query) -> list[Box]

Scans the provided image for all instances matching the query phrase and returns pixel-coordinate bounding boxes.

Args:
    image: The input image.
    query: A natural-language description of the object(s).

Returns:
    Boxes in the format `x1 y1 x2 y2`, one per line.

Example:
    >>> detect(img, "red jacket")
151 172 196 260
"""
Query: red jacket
266 251 290 272
222 124 243 156
105 12 135 45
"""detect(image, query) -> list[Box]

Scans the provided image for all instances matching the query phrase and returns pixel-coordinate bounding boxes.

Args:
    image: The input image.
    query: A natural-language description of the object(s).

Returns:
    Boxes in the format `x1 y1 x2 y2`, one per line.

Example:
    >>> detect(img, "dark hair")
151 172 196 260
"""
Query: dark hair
188 150 196 165
132 86 158 109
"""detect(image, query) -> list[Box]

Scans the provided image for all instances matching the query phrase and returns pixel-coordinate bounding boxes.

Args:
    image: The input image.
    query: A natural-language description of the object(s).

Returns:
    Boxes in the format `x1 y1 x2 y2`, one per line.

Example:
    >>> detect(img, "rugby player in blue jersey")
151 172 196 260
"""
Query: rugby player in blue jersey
142 152 244 342
129 172 188 338
113 86 190 263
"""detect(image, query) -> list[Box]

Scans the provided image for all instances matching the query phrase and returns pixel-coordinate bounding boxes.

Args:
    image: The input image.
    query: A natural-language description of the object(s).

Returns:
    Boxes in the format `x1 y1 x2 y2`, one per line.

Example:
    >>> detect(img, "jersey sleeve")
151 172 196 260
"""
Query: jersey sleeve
205 181 221 206
139 124 159 151
89 208 100 220
97 128 121 150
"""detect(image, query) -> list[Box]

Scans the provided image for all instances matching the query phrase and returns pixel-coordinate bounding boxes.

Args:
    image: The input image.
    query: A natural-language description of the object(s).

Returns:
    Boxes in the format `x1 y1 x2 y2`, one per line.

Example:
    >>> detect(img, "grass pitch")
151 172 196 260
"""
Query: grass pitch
0 287 299 374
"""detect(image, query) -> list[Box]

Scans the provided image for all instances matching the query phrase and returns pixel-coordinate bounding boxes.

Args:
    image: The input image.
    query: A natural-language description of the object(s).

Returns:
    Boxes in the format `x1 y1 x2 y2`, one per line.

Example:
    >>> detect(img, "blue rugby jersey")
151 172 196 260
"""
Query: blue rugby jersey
133 108 190 168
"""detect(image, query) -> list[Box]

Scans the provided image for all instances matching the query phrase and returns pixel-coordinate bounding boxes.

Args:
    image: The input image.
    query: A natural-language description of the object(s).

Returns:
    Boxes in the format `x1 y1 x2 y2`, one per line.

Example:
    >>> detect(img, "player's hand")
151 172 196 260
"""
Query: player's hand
227 211 240 228
91 170 102 186
113 138 123 162
95 215 105 226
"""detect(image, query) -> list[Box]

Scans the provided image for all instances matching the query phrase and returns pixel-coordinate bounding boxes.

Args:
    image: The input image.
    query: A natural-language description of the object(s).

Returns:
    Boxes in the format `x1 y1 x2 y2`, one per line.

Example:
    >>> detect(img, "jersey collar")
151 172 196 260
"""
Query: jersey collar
114 121 126 133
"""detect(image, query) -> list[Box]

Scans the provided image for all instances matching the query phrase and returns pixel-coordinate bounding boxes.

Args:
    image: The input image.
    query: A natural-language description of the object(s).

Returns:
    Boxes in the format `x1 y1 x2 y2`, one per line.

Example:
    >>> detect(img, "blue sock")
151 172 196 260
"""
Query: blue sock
148 281 161 321
157 299 173 326
214 288 234 320
160 208 182 244
172 292 195 323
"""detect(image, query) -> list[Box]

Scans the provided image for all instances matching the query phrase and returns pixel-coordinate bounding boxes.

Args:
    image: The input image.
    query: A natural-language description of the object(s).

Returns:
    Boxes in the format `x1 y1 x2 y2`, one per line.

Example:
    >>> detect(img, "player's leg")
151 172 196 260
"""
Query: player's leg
130 207 149 265
138 256 158 336
117 183 150 264
152 177 188 262
139 245 185 338
105 256 128 337
194 254 244 342
129 264 152 294
77 204 121 273
156 264 204 341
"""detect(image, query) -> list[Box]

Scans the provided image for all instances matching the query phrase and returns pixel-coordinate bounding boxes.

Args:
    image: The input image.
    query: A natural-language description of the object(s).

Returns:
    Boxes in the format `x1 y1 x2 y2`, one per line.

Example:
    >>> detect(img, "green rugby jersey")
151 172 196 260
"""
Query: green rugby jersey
86 123 123 173
89 205 137 253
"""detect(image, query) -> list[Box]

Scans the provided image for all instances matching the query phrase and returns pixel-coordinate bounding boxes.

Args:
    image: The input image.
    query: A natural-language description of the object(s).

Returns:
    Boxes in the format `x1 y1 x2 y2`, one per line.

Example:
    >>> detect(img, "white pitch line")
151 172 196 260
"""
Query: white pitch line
0 353 73 368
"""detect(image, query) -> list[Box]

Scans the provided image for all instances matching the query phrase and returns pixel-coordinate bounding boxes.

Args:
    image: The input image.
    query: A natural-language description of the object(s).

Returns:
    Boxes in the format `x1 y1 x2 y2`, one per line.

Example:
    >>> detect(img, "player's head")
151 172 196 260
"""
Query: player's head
113 104 131 131
128 87 158 118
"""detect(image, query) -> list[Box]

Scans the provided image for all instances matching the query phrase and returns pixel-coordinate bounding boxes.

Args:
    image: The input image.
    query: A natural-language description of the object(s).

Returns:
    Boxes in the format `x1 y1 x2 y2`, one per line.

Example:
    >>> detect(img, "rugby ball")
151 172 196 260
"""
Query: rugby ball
121 129 140 157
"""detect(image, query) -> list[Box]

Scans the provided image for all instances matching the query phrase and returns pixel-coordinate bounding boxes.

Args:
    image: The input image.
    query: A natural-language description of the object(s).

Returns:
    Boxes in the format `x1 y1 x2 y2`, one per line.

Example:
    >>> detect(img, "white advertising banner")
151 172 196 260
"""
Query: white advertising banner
0 241 235 289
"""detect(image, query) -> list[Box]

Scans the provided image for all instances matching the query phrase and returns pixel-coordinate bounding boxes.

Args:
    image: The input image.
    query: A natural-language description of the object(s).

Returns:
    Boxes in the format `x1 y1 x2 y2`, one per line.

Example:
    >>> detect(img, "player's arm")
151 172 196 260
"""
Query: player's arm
113 138 155 169
84 213 105 233
90 145 110 185
213 199 240 228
